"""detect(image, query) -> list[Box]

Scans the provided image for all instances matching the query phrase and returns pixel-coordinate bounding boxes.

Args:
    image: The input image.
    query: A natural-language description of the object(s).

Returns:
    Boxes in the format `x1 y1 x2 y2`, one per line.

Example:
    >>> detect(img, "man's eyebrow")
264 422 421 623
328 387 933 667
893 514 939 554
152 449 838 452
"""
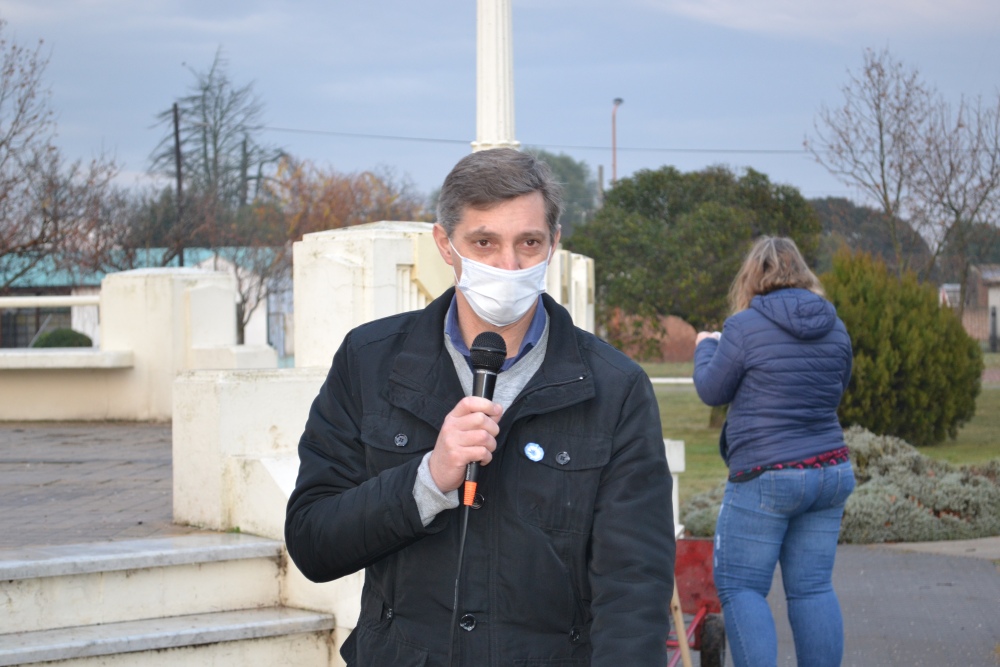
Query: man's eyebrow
462 226 500 239
460 227 548 242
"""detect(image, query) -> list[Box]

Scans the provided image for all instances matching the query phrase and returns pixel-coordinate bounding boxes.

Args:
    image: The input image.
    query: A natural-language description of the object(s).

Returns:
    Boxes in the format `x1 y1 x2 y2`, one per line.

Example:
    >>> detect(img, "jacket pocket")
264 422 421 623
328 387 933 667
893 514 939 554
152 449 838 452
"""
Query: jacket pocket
515 431 610 534
342 623 428 667
360 412 434 476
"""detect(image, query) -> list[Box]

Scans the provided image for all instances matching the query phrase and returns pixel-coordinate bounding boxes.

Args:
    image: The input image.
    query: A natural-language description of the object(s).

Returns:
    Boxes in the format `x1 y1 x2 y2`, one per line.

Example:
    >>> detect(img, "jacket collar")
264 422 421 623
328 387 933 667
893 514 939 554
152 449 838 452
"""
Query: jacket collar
386 288 595 429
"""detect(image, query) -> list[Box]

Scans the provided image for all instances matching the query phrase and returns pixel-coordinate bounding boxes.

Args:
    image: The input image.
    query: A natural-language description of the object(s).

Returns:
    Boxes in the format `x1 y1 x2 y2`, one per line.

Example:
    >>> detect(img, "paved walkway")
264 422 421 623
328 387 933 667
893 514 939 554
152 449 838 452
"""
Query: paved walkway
1 421 998 665
0 421 208 549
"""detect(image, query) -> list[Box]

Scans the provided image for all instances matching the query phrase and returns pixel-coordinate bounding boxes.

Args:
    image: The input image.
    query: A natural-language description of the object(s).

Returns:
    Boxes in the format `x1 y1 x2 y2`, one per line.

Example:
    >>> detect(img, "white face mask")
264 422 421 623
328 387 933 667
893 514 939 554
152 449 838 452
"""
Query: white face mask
450 241 551 327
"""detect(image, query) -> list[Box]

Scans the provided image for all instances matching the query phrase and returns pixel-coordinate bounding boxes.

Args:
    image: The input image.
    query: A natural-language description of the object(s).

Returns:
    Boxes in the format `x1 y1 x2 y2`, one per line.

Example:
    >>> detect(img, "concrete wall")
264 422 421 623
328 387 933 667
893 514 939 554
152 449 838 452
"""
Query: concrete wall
0 269 277 421
191 254 271 347
293 221 453 369
172 366 361 655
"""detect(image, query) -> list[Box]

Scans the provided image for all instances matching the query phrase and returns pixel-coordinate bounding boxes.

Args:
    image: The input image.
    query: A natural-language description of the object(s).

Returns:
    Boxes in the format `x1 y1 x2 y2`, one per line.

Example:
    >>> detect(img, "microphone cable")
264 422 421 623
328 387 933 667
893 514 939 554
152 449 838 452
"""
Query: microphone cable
447 332 506 667
447 504 472 666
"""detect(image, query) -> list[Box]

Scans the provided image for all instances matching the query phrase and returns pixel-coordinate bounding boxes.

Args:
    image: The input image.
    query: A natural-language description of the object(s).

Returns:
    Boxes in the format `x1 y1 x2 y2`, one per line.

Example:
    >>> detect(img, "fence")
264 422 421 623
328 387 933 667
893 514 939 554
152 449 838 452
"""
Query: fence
0 295 100 348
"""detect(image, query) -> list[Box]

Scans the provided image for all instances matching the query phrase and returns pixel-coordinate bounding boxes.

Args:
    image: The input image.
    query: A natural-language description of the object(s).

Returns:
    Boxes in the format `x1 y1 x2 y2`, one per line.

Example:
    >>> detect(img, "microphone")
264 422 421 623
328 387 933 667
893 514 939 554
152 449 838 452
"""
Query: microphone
465 332 507 506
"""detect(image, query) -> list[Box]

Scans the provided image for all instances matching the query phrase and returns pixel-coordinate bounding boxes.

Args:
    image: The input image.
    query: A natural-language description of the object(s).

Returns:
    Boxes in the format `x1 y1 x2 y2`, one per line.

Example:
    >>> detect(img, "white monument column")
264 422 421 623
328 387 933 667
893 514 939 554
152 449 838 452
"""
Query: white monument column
472 0 520 152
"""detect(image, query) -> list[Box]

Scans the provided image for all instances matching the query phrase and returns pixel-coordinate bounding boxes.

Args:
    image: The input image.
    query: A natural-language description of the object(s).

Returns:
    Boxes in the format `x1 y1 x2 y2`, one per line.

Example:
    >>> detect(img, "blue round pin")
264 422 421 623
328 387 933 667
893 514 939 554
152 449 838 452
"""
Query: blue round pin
524 442 544 462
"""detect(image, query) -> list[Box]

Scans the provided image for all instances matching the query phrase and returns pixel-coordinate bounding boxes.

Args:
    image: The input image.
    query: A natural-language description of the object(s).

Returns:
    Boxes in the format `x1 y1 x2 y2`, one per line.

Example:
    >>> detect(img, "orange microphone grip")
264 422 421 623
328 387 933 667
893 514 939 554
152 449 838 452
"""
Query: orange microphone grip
463 481 478 507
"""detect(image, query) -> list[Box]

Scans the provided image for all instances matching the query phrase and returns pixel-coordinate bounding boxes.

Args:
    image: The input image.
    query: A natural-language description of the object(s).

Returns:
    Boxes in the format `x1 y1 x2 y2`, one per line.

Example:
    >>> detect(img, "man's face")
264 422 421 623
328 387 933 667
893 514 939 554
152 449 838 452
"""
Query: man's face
433 191 559 279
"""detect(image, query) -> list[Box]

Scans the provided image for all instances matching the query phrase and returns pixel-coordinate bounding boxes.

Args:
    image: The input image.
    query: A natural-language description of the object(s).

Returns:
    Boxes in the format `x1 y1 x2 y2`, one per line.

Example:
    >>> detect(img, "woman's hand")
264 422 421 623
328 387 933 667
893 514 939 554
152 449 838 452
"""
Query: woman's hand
696 331 721 345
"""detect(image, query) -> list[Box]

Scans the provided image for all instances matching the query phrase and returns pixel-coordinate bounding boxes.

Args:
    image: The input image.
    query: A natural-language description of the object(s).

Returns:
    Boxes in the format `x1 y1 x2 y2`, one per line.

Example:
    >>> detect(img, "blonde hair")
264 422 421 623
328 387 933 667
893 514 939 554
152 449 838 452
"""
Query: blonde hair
728 236 824 314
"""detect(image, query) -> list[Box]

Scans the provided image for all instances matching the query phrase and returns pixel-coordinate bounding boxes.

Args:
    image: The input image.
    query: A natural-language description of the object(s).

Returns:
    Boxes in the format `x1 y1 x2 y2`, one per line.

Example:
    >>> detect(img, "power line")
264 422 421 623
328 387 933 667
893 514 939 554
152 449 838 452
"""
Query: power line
541 144 807 155
263 126 468 146
261 125 809 155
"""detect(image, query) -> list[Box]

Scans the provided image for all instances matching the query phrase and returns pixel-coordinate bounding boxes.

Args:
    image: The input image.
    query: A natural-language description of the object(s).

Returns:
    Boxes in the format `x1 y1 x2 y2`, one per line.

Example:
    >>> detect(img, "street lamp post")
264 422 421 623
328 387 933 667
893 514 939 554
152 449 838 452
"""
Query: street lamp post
612 98 623 185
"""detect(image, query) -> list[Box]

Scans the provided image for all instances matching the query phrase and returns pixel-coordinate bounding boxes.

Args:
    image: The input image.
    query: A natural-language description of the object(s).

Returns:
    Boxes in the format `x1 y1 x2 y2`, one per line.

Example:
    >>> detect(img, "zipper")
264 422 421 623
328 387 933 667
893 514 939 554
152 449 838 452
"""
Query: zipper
508 373 590 420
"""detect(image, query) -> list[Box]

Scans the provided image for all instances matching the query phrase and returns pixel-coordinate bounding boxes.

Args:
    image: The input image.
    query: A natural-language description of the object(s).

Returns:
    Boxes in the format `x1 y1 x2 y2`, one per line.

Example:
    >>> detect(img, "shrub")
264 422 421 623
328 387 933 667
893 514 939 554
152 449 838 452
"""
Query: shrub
32 328 93 348
679 483 725 538
839 427 1000 543
678 426 1000 543
822 250 983 446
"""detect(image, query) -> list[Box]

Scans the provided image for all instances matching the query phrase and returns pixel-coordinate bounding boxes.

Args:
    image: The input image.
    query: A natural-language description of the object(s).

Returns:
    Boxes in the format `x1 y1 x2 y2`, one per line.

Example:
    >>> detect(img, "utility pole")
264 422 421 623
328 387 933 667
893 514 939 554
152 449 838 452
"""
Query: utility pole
612 98 623 185
173 102 185 267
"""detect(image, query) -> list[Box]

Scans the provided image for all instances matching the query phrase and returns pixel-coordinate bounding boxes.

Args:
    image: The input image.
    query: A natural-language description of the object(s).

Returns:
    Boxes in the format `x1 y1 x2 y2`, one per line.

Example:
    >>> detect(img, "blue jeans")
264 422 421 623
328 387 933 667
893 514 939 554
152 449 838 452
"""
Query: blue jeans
713 461 855 667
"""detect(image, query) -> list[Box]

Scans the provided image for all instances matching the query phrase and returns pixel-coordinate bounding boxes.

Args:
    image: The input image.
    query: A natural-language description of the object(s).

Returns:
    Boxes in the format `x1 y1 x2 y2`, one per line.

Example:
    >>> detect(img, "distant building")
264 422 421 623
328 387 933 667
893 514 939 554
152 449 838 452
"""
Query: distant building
970 264 1000 308
940 265 1000 346
0 249 291 358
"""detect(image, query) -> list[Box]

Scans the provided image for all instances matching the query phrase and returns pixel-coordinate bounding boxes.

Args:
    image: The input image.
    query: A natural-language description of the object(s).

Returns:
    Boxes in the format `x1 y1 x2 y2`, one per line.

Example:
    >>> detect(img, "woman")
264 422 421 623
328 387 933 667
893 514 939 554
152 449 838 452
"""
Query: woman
693 236 855 667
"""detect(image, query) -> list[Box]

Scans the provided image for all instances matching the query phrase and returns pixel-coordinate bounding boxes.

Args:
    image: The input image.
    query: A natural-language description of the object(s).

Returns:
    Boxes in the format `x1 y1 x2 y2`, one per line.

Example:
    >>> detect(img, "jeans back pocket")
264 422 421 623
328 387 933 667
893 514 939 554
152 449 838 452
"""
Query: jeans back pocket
759 468 809 514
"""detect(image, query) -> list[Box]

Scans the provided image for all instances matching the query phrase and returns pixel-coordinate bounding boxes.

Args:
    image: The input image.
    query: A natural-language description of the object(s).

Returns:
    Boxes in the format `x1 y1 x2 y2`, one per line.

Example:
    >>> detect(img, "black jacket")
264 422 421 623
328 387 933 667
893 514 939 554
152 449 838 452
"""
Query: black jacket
285 289 675 666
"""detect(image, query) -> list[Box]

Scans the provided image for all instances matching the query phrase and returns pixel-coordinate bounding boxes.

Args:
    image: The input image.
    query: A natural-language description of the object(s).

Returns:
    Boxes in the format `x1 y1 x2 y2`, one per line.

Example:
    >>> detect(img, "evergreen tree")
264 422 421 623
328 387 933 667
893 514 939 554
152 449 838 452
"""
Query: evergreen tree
567 164 820 332
823 250 983 446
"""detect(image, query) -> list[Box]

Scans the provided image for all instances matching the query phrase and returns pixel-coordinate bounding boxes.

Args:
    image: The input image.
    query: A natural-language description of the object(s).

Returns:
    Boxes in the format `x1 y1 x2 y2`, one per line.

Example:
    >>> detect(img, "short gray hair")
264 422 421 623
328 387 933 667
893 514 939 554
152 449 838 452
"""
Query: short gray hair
436 148 563 241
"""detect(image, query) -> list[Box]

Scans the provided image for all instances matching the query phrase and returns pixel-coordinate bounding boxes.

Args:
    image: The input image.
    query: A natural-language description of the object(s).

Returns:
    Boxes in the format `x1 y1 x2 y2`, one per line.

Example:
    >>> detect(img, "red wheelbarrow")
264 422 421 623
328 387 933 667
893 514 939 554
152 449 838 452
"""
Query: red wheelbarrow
667 538 726 667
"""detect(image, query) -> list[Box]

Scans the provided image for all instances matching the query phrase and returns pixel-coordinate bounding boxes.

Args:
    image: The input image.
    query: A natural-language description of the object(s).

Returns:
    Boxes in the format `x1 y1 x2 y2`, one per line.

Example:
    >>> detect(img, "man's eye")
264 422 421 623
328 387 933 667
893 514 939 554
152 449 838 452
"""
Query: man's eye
475 239 490 247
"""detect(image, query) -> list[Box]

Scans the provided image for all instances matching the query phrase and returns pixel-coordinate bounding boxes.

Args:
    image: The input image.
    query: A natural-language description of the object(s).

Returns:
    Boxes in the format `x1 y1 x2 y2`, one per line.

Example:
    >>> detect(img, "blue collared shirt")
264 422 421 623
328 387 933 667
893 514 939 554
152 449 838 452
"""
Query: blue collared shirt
444 295 547 372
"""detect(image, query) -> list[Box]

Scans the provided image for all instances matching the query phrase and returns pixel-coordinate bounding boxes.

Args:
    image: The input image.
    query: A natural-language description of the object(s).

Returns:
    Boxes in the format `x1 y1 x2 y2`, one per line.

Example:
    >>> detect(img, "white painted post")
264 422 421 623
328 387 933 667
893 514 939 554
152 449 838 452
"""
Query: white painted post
664 439 686 538
472 0 519 152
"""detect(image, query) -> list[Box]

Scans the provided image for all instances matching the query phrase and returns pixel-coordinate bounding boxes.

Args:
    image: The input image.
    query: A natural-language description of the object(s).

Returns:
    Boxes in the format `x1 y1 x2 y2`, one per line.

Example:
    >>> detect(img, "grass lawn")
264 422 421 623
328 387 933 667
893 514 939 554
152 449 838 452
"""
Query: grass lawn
920 385 1000 466
641 361 694 378
643 357 1000 504
652 385 727 504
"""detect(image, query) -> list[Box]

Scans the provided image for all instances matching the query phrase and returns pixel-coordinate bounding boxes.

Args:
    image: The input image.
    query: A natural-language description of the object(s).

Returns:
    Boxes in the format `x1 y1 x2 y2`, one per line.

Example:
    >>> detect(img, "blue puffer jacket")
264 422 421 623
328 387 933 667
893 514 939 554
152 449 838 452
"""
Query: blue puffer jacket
693 288 853 473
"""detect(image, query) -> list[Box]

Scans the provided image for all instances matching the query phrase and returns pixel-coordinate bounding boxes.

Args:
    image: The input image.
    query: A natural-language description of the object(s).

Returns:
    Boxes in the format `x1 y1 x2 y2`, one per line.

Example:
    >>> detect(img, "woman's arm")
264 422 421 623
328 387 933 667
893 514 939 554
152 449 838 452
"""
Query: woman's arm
692 319 746 406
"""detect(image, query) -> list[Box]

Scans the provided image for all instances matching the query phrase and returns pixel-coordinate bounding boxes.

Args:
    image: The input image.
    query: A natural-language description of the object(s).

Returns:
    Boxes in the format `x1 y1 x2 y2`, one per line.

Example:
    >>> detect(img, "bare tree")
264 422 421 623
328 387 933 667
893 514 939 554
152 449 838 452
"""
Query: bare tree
911 94 1000 317
269 157 432 239
806 48 934 276
149 48 282 251
147 49 289 343
0 21 58 290
0 20 119 291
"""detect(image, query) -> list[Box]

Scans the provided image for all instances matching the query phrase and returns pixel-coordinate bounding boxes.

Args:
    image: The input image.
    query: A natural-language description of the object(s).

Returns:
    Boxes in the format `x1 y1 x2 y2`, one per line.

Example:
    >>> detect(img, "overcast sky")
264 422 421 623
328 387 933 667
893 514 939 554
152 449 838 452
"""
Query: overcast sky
2 0 999 205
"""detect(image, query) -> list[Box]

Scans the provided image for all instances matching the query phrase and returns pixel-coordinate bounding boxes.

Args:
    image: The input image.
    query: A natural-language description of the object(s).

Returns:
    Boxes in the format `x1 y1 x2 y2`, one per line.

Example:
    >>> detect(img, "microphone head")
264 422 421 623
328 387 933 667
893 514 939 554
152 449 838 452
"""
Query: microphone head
470 331 507 373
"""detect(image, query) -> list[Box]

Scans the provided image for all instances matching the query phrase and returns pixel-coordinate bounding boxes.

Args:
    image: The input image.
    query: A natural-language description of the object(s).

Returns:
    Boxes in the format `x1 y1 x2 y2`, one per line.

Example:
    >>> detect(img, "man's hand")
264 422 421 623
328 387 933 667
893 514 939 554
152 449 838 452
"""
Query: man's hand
428 396 502 493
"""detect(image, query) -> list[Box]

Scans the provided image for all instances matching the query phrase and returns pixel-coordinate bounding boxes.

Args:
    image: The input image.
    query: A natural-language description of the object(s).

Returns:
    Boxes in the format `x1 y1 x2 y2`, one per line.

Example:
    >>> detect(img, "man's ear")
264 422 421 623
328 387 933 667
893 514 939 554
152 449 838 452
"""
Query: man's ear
432 224 454 267
552 225 562 251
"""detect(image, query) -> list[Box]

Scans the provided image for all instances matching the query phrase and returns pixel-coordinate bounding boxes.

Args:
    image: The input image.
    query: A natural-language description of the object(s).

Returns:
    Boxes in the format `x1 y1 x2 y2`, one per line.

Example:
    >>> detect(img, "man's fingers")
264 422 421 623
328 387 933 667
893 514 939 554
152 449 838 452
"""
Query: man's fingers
428 397 504 492
455 396 502 419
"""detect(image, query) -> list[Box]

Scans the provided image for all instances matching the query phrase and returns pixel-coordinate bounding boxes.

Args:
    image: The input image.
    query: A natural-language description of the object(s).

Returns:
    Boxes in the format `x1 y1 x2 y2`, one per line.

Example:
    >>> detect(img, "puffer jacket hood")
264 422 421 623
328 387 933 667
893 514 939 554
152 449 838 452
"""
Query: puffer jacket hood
751 288 837 340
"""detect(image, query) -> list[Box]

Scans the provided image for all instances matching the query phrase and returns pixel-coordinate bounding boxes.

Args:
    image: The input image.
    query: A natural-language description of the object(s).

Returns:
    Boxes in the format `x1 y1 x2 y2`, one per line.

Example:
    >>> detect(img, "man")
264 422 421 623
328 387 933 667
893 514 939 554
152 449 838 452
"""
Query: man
285 148 675 666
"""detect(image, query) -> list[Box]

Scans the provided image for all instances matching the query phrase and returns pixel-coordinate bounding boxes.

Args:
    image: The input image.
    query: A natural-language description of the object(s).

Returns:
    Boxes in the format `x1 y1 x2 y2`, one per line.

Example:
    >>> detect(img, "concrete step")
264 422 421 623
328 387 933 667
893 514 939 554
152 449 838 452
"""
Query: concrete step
0 606 336 667
0 533 284 635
